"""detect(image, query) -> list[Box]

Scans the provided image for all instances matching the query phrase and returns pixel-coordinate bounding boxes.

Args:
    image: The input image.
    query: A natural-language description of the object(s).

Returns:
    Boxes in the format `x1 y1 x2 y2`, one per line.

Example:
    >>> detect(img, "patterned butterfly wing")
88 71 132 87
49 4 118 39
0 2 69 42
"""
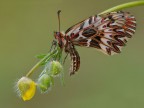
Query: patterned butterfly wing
65 11 136 55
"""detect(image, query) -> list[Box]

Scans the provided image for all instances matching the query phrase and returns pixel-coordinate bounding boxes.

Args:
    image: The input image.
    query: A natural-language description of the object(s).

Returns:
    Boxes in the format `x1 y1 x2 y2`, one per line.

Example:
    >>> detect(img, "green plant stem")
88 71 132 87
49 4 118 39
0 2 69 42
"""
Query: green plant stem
99 1 144 15
26 50 57 77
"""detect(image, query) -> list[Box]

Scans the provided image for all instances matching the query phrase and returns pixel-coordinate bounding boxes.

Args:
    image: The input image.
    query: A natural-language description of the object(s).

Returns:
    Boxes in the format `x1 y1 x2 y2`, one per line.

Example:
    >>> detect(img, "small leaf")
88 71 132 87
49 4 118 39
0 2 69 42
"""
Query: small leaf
35 54 46 59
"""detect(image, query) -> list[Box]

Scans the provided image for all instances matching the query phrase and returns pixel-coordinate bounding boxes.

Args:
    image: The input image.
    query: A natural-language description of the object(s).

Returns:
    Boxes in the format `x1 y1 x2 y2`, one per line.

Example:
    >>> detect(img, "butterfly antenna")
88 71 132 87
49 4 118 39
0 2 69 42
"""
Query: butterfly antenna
57 10 61 32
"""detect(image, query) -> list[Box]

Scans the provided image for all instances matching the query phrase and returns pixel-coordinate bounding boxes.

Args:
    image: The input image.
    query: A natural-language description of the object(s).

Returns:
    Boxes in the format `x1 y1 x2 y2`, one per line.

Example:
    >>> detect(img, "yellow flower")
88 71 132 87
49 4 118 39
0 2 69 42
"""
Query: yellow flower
17 77 36 101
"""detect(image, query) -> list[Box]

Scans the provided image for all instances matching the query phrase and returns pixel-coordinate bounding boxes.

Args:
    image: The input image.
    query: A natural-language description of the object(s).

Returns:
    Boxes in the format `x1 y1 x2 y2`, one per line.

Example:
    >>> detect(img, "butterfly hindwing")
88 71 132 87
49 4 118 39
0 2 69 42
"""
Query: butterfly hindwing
65 36 80 75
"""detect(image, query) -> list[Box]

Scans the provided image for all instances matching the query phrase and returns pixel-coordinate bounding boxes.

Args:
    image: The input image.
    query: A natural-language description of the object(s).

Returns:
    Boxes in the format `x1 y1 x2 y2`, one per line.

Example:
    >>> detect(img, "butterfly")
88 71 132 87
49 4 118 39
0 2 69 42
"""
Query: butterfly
54 11 136 75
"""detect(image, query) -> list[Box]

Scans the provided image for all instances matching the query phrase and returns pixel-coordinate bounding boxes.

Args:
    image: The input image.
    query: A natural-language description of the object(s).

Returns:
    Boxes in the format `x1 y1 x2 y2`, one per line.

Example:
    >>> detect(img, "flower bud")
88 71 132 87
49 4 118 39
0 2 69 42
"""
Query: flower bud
17 77 36 101
48 61 63 77
37 74 54 93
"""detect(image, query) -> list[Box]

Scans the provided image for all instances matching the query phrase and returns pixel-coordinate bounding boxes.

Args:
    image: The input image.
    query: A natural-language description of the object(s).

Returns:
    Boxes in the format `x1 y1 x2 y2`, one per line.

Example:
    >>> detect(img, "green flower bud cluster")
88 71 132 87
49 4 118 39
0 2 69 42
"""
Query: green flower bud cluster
47 61 63 76
16 43 64 100
37 60 63 93
16 60 63 101
37 74 54 93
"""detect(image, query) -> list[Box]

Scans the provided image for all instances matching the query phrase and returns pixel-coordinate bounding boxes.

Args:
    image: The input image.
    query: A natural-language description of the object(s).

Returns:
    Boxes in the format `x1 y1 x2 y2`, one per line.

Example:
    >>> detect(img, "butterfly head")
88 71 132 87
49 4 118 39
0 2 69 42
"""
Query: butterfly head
54 31 65 48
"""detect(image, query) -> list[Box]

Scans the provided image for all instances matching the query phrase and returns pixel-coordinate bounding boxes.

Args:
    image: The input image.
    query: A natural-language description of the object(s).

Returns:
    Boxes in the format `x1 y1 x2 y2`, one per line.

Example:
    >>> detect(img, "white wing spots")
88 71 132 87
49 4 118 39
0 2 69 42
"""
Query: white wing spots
130 16 135 19
112 13 123 19
97 44 110 55
86 39 91 47
110 50 117 55
129 24 136 28
114 22 123 27
101 38 110 46
66 30 73 36
104 17 110 21
97 21 109 30
118 37 129 42
128 28 135 32
117 29 124 32
124 37 129 41
126 31 133 36
99 43 107 52
94 17 103 27
103 28 113 32
116 19 125 24
91 16 95 24
83 19 90 28
131 20 136 24
117 45 122 51
73 27 80 34
95 15 102 22
74 31 87 41
104 33 113 40
110 22 118 26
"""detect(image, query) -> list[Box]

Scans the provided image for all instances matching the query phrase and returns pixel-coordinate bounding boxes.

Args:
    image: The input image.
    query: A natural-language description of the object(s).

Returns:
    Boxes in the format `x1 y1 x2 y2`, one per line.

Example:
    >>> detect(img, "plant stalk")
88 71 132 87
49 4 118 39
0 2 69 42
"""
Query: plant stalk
99 1 144 15
26 50 57 77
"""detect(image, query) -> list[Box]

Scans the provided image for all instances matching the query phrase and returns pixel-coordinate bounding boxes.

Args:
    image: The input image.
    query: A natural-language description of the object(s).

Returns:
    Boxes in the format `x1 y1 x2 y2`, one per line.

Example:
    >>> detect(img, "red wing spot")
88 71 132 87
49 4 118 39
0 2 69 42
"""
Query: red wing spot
103 25 107 28
112 43 121 53
71 33 79 39
70 33 74 37
107 41 111 46
106 47 111 55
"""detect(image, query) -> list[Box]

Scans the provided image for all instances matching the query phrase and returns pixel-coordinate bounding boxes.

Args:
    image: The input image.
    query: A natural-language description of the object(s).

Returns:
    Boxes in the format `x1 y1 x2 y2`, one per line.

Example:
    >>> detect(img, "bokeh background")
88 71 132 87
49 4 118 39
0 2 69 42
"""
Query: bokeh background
0 0 144 108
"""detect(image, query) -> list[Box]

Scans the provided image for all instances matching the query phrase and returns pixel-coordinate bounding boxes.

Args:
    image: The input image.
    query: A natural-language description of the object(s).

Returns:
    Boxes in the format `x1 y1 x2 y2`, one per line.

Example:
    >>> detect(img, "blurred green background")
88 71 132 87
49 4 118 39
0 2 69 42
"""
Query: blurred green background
0 0 144 108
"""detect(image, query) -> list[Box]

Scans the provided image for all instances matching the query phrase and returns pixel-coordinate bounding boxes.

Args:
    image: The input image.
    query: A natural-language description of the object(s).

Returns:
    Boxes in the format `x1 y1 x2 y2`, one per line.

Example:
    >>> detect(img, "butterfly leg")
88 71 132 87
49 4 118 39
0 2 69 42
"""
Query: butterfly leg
63 53 69 64
49 40 57 52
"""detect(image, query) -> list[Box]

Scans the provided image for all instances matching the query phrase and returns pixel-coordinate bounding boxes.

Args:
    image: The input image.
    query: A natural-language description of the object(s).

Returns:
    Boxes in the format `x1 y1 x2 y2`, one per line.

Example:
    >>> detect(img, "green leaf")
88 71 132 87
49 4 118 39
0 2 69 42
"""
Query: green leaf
35 54 46 59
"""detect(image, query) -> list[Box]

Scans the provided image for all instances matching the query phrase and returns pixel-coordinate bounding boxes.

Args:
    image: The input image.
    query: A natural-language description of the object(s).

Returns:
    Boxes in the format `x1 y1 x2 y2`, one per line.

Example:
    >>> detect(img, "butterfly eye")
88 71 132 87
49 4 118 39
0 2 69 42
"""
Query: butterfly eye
54 32 60 39
56 32 60 36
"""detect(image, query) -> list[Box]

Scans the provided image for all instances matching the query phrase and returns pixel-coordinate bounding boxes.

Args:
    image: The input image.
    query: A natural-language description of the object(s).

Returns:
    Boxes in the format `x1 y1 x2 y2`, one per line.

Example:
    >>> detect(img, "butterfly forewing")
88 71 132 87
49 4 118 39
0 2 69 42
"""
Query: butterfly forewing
65 11 136 55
